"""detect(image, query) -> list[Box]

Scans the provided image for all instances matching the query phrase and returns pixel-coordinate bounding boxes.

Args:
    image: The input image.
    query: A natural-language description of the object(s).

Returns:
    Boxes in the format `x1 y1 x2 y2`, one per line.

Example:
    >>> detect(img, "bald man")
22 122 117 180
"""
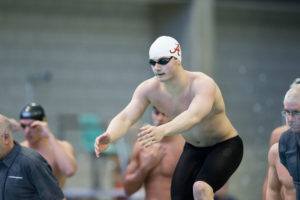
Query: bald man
279 85 300 199
0 114 64 200
263 79 300 200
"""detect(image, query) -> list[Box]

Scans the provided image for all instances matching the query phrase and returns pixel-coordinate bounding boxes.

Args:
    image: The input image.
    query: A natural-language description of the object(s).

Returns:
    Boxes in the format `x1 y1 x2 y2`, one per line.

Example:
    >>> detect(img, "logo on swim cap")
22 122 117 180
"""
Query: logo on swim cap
149 36 182 62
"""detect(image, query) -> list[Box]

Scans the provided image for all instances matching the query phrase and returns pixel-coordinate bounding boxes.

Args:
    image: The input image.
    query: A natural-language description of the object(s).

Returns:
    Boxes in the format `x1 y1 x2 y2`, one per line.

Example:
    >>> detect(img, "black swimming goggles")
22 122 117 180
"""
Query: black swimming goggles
149 57 173 66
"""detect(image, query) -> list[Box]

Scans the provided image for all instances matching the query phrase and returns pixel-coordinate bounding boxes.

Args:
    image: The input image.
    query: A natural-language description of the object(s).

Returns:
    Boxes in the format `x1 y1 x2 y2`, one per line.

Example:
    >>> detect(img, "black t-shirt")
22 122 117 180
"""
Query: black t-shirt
0 142 64 200
279 129 300 200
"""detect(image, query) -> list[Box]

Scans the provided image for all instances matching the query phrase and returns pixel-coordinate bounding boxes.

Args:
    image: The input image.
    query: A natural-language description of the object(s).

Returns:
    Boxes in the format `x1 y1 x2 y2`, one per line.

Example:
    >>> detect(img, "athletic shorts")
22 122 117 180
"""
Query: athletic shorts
171 136 243 200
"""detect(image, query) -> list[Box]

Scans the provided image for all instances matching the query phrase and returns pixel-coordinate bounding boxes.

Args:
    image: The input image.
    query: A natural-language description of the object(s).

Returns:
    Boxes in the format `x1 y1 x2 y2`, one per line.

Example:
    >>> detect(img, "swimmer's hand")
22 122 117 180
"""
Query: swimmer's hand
94 133 111 157
30 121 52 138
137 124 164 148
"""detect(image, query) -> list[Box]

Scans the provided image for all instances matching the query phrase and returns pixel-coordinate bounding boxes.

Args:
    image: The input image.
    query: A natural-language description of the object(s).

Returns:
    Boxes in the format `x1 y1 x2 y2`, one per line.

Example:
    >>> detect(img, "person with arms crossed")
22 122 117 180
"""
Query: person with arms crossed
19 102 77 188
123 106 184 199
95 36 243 200
279 84 300 199
0 114 65 200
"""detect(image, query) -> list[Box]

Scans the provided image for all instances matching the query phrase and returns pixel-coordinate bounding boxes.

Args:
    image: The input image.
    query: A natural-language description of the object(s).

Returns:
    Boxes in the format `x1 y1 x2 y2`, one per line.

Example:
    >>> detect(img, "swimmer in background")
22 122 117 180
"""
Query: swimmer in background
18 102 77 188
123 106 184 199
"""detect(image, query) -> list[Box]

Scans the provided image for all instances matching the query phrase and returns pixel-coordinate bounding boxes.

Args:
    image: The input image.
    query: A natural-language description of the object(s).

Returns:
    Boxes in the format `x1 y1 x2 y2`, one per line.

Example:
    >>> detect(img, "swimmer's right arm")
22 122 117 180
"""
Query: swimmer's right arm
266 144 281 200
124 143 164 196
123 144 147 196
95 83 150 156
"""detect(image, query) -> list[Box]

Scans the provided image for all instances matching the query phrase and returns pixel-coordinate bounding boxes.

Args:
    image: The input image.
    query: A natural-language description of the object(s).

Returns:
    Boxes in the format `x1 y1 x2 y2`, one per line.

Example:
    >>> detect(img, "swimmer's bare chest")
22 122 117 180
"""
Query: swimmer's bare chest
150 87 192 115
151 94 205 138
150 139 183 177
150 92 235 147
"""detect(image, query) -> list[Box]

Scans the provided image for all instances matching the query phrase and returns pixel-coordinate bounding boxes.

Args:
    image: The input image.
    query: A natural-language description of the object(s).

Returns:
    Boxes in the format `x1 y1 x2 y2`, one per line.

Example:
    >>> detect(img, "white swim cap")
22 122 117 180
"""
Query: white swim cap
290 78 300 88
149 36 182 62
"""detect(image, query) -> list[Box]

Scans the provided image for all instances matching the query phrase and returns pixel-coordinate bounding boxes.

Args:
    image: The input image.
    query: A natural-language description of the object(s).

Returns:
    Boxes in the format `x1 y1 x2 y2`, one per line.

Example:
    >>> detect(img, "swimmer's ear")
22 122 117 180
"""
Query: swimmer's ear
173 57 181 65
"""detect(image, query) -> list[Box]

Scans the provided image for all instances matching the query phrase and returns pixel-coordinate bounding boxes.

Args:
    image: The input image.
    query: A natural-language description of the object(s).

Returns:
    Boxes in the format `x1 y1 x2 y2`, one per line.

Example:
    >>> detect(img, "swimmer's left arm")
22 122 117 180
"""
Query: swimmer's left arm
266 144 281 200
48 136 77 177
31 121 77 176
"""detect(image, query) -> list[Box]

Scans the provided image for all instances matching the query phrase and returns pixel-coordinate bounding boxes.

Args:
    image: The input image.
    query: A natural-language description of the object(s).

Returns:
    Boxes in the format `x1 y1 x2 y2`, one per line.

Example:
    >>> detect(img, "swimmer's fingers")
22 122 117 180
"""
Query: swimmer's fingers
140 136 156 148
138 125 154 139
94 134 110 157
138 130 155 147
140 124 151 131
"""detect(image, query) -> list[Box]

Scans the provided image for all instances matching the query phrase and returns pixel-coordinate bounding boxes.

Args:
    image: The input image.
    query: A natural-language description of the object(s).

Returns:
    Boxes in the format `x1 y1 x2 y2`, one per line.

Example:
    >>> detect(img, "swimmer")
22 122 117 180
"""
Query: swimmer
95 36 243 199
19 102 77 188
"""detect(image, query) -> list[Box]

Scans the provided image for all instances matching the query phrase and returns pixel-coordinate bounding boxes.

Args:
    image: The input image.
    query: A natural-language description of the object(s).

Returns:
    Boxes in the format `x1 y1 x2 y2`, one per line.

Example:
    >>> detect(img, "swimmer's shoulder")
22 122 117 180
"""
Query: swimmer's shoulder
188 71 216 85
137 77 161 91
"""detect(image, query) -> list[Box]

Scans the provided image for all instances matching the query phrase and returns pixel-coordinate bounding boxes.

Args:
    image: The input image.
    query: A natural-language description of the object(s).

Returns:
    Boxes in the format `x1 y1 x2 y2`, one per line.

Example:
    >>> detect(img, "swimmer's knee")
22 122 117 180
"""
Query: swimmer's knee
193 181 214 200
193 181 213 193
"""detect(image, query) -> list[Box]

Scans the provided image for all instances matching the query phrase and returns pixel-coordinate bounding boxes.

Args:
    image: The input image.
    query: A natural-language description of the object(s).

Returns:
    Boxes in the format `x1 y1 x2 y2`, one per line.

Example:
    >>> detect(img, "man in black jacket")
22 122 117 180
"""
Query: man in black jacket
0 114 64 200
